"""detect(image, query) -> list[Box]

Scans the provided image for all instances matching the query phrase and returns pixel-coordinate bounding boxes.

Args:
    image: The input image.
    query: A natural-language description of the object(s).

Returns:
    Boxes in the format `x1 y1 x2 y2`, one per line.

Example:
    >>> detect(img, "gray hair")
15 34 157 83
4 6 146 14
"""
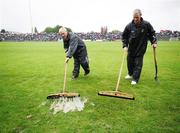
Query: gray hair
133 9 142 16
59 27 67 33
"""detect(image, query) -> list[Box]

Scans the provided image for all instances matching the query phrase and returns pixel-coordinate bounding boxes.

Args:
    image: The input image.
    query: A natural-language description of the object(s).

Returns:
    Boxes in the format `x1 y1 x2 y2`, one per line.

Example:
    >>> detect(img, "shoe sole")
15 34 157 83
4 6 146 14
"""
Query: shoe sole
125 78 132 80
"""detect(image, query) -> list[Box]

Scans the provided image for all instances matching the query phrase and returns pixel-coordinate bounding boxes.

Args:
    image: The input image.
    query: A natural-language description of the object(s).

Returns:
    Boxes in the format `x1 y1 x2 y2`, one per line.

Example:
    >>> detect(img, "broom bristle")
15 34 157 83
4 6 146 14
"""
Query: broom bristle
98 91 135 100
47 92 80 99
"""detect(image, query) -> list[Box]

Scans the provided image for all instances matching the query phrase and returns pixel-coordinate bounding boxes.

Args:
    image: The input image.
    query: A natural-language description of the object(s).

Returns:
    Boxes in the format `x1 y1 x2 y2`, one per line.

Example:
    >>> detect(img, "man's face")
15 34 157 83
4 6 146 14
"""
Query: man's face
133 14 141 25
59 31 68 40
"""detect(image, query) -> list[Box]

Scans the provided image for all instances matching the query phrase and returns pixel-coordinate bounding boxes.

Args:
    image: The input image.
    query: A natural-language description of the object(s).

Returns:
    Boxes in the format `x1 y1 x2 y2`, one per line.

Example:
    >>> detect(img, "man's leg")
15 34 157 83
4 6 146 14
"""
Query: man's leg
80 56 90 75
132 56 144 82
127 55 134 76
72 57 80 79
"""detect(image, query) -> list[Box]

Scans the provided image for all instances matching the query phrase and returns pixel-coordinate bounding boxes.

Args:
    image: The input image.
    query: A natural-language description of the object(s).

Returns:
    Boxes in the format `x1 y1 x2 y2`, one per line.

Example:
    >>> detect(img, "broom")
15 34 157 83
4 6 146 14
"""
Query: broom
47 62 80 99
98 50 135 100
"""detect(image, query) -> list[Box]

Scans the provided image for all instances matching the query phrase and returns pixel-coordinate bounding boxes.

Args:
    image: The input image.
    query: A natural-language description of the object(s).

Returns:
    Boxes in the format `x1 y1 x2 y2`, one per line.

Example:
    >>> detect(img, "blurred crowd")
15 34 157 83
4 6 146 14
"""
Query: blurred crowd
76 32 121 41
0 30 180 42
0 32 59 41
156 30 180 41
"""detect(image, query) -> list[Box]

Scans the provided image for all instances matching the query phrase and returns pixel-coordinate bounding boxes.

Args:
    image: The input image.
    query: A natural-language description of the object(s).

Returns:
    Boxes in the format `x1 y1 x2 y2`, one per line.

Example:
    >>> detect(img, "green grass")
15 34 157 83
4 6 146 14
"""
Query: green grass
0 41 179 133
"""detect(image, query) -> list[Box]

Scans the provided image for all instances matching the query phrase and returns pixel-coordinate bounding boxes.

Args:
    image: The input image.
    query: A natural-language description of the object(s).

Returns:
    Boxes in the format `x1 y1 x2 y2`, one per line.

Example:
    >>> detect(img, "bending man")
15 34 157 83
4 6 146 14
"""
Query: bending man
59 27 90 80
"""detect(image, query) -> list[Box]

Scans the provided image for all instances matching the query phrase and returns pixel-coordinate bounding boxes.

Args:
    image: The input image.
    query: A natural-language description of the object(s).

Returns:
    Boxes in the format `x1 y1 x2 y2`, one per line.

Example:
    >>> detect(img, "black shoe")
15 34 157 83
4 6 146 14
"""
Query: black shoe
84 70 90 76
72 75 78 80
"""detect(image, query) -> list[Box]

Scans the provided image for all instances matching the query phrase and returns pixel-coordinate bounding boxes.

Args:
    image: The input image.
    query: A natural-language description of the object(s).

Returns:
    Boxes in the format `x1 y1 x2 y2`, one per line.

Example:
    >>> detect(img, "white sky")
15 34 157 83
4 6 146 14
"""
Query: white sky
0 0 180 33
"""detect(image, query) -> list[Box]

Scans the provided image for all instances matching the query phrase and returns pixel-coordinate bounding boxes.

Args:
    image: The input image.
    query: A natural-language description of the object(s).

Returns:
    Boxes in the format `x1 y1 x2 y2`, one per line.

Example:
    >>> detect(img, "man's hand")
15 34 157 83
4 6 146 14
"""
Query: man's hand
123 47 128 52
65 57 70 63
152 44 157 48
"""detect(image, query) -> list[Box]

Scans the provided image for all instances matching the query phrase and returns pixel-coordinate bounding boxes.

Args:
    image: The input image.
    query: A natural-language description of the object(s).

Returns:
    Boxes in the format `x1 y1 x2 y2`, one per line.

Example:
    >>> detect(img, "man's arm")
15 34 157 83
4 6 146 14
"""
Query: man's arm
147 22 157 48
122 25 130 49
66 35 78 58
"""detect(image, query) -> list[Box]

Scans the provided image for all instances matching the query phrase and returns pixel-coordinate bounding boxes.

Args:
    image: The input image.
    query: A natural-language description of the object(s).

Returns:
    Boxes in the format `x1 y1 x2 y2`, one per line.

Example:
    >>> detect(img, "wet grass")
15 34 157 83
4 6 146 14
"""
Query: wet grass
0 41 179 132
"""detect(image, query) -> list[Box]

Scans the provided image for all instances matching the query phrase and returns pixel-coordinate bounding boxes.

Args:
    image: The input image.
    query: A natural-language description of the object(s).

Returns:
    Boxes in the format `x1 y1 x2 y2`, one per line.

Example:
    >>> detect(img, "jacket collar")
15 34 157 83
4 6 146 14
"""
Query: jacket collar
132 17 143 25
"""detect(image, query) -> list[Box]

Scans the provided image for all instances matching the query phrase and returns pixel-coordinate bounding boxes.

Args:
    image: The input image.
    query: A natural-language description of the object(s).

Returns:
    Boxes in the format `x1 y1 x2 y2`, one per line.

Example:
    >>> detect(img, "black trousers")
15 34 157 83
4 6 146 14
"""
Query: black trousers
73 55 90 77
127 55 144 82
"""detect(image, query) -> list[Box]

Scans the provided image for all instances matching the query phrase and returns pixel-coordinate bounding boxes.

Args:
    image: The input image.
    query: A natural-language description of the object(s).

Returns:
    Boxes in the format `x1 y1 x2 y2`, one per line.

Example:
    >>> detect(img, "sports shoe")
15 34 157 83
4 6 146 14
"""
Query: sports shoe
84 70 90 76
125 74 132 80
72 75 78 80
131 80 137 85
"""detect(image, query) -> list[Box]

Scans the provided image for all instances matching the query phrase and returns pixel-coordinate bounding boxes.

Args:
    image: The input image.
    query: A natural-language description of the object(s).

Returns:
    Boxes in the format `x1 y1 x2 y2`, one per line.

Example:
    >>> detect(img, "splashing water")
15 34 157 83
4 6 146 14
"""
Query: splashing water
50 97 87 114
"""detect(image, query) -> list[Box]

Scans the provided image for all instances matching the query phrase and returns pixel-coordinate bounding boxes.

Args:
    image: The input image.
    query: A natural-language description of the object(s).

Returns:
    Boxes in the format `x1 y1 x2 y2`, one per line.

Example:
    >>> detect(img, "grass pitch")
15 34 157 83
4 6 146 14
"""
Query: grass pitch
0 41 179 132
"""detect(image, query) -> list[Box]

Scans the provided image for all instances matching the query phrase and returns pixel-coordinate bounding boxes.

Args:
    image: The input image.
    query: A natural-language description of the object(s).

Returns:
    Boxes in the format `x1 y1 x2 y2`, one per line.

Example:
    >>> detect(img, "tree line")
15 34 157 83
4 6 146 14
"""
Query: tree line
43 25 72 33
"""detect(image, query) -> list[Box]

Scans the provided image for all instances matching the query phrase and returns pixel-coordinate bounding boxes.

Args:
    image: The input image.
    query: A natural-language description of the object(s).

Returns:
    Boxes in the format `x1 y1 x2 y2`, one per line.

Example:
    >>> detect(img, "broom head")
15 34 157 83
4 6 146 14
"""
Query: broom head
98 91 134 100
47 92 80 99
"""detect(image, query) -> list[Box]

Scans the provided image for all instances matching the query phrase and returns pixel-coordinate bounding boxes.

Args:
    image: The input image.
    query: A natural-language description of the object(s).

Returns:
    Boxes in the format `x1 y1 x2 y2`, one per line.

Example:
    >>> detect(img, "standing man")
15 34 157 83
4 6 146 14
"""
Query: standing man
59 27 90 80
122 9 157 85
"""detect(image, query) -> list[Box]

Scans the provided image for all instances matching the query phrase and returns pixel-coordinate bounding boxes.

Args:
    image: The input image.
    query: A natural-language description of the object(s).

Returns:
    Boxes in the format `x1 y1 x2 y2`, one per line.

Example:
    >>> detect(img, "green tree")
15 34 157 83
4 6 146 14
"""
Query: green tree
34 27 38 33
44 25 72 33
111 30 120 34
53 25 61 33
1 29 6 33
44 27 54 33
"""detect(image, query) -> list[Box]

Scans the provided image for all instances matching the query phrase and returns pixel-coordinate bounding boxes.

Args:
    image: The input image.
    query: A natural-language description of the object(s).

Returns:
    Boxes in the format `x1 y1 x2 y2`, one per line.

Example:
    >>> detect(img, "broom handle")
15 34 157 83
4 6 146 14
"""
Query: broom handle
153 47 158 79
115 51 126 91
63 62 68 93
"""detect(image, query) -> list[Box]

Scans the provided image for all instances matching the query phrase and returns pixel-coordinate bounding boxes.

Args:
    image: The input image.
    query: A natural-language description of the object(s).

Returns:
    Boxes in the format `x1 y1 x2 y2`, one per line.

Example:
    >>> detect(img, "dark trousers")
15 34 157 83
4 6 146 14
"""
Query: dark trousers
73 56 90 76
127 55 144 82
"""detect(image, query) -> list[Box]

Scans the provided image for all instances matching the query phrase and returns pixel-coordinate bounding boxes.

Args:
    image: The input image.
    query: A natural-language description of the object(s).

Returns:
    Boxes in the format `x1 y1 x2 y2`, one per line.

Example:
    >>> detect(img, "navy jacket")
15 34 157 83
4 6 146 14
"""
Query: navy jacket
122 18 157 56
63 32 87 58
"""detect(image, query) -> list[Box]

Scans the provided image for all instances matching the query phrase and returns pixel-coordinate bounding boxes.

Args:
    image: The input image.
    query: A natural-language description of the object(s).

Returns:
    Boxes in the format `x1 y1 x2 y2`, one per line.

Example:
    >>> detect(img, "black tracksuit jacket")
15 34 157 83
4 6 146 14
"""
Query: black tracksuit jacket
122 18 157 57
63 32 87 58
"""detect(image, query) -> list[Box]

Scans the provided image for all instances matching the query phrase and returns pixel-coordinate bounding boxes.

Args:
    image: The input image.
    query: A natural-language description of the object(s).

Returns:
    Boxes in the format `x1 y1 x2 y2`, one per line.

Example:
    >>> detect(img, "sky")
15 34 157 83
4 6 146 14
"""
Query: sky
0 0 180 33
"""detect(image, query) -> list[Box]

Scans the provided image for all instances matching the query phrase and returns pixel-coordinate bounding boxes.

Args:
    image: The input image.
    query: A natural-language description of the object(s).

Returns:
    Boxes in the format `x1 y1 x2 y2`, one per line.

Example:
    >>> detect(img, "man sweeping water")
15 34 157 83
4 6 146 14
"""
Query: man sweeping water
59 27 90 80
47 27 90 112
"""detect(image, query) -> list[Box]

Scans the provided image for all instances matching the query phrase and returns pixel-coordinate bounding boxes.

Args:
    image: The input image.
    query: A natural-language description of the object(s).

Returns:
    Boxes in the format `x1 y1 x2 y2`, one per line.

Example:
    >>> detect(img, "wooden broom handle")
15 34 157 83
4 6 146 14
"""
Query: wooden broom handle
115 51 126 91
63 62 68 93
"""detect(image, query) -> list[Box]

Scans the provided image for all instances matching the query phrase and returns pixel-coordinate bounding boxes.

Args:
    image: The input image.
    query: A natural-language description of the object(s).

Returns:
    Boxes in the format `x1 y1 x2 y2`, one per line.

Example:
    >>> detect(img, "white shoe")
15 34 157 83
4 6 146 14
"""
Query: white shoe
125 75 132 80
131 80 137 85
